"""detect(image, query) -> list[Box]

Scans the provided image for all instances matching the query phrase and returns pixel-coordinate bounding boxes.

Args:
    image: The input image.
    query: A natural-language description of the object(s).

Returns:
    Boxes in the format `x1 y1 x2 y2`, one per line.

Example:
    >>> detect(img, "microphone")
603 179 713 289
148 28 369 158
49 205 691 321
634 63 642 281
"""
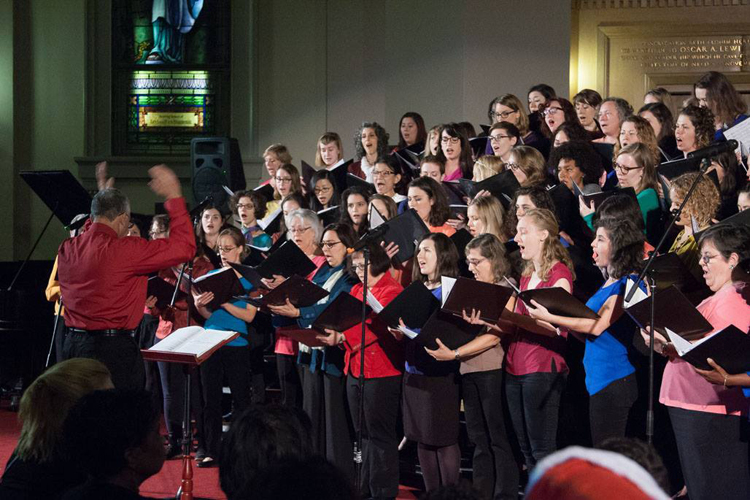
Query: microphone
347 225 388 254
687 139 738 159
189 195 214 219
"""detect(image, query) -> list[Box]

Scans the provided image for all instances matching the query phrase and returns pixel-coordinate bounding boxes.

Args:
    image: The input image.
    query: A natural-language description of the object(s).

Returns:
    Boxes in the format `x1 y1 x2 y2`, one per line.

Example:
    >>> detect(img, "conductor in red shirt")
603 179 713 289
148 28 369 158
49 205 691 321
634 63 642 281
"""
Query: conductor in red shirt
58 164 196 390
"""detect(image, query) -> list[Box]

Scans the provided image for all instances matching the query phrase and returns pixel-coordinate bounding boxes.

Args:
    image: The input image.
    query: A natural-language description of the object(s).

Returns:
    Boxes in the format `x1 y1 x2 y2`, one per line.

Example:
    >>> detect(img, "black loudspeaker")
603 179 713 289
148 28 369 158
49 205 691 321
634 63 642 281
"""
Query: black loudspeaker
191 137 247 210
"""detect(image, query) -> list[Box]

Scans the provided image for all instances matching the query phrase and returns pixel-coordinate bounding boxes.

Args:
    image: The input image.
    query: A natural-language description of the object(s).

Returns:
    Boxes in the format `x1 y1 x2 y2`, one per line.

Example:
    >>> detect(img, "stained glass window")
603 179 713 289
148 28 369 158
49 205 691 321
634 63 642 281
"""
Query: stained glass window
112 1 231 155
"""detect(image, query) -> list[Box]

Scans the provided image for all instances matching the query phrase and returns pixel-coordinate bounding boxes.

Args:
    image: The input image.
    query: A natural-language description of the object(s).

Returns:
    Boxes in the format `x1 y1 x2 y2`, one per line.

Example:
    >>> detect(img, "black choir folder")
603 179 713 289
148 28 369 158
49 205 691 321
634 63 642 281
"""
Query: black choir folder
408 310 483 351
515 286 599 320
375 281 441 329
191 267 244 310
380 208 430 263
141 326 239 365
311 292 370 333
237 275 329 312
624 284 713 341
147 276 185 310
457 170 519 209
228 263 267 290
254 240 317 279
667 324 750 373
441 277 514 323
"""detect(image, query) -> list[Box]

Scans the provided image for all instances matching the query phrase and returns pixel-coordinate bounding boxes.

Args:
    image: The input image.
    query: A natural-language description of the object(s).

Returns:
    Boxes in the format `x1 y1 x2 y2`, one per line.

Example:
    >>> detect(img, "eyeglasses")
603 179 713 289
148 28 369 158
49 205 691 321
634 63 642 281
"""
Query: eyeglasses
289 226 312 235
321 240 342 249
700 253 719 265
314 186 333 195
506 162 522 171
489 135 511 143
613 162 644 174
493 110 517 120
275 177 293 184
543 106 563 116
440 137 460 145
236 203 255 210
466 257 488 267
218 246 238 253
372 170 395 178
351 263 366 271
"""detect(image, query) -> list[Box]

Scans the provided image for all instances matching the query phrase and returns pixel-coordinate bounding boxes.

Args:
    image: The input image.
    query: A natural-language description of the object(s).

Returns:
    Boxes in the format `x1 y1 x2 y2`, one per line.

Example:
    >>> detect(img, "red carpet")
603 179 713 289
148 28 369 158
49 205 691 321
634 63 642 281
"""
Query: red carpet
0 404 419 499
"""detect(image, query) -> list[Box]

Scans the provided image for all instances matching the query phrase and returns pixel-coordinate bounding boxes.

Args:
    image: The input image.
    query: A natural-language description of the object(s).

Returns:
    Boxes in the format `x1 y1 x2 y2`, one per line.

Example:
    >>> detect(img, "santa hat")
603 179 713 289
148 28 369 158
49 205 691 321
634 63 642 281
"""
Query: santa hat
525 446 670 500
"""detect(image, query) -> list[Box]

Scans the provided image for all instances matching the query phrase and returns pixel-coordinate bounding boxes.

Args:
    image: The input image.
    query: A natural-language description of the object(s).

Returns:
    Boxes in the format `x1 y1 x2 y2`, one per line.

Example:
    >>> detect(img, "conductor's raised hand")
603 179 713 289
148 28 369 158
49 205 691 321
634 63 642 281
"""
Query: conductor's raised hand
148 164 182 200
96 161 115 191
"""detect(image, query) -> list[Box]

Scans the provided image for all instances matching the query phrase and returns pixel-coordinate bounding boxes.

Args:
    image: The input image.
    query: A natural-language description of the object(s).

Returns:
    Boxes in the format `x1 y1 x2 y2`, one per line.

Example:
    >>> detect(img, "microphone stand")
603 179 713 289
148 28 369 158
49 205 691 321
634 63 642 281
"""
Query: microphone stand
354 246 369 485
45 296 63 368
624 157 711 444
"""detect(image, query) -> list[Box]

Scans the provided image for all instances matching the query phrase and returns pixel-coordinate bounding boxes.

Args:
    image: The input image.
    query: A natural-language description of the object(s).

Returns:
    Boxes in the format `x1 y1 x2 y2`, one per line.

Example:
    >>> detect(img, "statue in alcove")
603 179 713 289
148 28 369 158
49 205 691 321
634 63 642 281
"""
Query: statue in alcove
146 0 204 64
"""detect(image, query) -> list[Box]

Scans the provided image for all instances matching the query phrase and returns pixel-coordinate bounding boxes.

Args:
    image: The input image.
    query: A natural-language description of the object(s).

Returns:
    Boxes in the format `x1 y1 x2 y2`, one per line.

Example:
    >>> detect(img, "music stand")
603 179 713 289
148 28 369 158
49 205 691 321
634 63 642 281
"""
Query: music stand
142 330 239 500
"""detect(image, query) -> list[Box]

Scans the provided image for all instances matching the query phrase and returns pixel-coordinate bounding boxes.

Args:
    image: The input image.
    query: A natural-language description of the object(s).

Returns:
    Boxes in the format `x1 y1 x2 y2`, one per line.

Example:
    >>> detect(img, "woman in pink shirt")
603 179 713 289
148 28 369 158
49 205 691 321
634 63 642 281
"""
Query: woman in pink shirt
646 224 749 500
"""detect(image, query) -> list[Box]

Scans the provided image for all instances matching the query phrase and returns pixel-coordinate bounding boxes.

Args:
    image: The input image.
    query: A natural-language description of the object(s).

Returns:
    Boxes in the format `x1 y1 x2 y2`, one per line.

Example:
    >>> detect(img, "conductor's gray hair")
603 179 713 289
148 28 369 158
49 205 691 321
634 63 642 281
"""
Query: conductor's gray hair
286 209 323 243
91 188 130 221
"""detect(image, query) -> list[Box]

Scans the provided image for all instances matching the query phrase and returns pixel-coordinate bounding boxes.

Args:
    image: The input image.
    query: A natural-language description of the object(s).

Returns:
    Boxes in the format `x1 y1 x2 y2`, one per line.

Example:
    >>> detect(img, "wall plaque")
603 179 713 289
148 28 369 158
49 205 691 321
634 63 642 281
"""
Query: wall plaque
614 36 745 73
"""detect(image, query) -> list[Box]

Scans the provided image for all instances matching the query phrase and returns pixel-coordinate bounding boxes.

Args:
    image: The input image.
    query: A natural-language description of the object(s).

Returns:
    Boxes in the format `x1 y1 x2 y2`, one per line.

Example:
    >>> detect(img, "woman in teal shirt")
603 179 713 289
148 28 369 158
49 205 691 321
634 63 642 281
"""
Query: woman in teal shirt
194 226 258 468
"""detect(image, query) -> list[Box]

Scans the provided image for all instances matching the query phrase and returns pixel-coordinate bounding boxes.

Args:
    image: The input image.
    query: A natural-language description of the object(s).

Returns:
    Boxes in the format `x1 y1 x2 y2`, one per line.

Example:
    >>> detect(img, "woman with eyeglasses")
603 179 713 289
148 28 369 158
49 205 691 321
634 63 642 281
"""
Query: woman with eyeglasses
193 226 260 468
408 176 455 237
610 143 660 238
437 123 474 181
274 163 303 200
319 241 404 500
488 94 550 159
646 224 750 500
541 98 581 138
425 233 519 500
309 169 340 212
499 209 575 470
269 222 359 481
488 122 520 167
667 172 720 283
264 209 327 410
231 190 272 248
145 214 215 460
526 213 647 446
373 156 406 203
350 122 390 182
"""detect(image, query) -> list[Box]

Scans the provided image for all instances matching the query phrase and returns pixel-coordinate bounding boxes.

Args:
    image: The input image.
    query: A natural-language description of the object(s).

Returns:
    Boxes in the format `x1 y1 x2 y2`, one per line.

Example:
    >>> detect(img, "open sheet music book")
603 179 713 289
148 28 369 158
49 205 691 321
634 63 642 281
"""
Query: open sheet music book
142 326 239 365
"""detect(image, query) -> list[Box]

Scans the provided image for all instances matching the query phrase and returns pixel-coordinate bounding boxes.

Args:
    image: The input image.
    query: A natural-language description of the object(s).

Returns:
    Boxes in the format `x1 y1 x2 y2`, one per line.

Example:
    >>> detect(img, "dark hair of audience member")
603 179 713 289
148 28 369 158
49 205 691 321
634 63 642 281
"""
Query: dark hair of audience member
219 404 314 499
591 193 646 233
598 437 671 494
237 456 358 500
63 389 162 480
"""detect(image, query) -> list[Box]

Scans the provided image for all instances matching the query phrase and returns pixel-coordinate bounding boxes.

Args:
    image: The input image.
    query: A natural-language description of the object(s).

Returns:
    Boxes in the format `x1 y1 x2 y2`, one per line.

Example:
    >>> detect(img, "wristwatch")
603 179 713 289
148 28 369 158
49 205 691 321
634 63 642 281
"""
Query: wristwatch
453 349 460 360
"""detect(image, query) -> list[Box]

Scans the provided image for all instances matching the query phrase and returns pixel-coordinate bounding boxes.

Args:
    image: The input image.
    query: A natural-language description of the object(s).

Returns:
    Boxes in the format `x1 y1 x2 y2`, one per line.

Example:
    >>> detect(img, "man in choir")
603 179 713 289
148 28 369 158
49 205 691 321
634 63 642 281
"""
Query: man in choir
57 165 196 390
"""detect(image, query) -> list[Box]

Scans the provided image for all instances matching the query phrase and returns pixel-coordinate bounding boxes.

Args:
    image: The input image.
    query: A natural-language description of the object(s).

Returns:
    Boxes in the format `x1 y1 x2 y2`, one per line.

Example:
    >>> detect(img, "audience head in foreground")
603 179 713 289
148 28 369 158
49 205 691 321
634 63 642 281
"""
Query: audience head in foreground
63 389 164 499
220 404 314 500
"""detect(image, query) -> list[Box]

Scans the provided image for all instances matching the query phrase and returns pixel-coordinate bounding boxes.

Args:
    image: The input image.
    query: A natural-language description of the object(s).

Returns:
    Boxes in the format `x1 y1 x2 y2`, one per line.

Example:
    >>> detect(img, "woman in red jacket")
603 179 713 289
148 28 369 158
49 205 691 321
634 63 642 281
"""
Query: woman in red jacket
318 241 404 500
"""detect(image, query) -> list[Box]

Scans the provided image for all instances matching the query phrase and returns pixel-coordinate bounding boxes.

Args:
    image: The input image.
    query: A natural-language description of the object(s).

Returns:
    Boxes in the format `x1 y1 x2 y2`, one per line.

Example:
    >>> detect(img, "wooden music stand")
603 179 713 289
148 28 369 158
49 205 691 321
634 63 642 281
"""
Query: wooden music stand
142 327 239 500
